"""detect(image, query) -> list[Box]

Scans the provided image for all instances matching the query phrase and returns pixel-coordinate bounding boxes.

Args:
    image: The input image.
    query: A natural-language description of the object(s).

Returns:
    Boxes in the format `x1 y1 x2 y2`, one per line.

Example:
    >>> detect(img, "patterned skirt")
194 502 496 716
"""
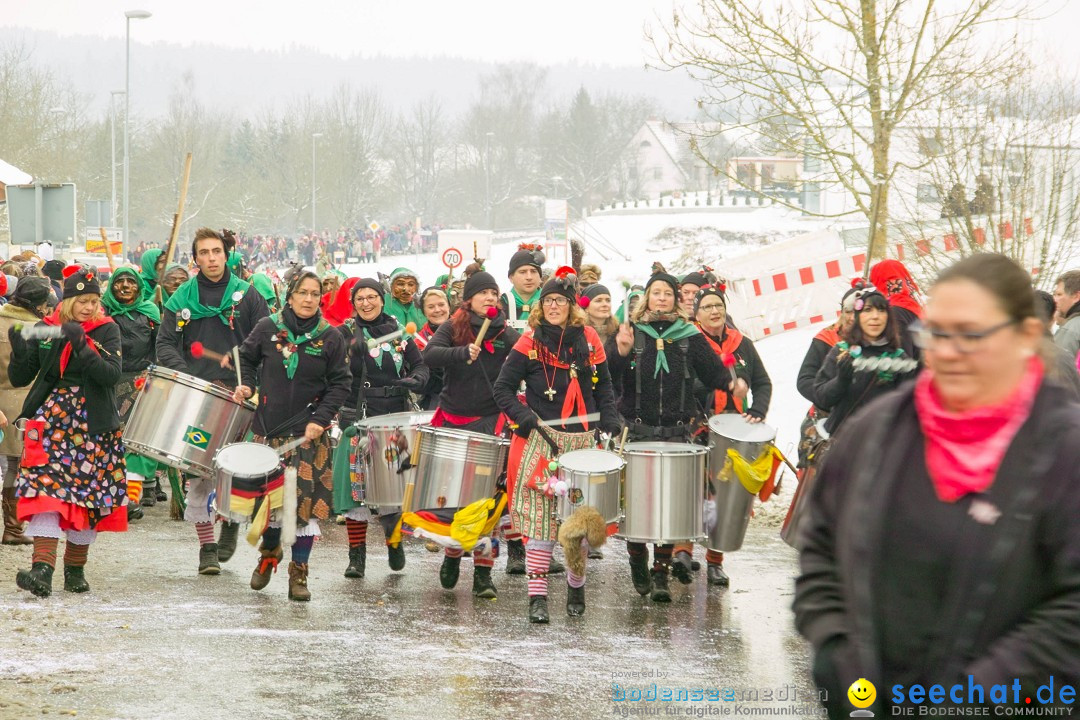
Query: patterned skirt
509 426 595 542
16 387 128 532
256 434 334 524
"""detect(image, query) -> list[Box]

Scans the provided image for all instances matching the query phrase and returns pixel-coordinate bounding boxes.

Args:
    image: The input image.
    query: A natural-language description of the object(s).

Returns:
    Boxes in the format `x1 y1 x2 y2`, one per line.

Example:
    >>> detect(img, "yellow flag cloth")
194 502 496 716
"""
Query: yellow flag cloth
722 445 784 495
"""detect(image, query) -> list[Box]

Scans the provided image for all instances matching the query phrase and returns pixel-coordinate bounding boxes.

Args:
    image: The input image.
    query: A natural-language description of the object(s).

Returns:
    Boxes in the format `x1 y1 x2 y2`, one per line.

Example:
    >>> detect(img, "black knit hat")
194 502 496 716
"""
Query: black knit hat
582 283 611 301
508 244 545 277
681 271 709 289
539 266 578 303
62 265 101 297
351 278 385 303
644 272 680 300
692 286 726 316
12 275 51 309
42 260 66 283
463 271 500 302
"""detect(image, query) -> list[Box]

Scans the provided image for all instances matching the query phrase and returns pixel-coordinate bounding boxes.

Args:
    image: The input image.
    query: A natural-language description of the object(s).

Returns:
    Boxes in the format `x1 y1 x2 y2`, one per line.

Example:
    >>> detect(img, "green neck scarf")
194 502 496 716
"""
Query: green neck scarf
271 311 330 379
165 273 250 325
634 318 700 378
102 268 162 323
511 287 541 312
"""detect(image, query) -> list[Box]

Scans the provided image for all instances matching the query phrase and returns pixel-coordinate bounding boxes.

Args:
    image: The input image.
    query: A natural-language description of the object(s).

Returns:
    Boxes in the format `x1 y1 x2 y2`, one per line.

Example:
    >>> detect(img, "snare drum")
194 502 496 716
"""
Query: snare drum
123 365 255 478
212 442 284 523
556 449 625 523
409 426 509 512
354 412 433 507
617 442 708 544
706 414 777 552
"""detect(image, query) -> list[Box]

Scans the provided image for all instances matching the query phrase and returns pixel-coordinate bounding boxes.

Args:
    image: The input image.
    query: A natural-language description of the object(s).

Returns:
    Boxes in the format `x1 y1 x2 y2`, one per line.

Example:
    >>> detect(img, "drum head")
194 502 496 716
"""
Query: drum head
559 449 625 473
357 411 434 430
624 441 708 456
707 414 776 443
215 442 280 476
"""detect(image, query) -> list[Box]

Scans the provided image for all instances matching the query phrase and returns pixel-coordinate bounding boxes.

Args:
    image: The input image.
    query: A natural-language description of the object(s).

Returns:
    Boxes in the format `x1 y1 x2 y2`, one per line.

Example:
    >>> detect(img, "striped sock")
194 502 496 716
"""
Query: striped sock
126 472 144 504
445 547 463 559
472 541 494 569
705 549 724 565
32 537 59 568
291 536 314 565
195 522 215 546
567 569 585 589
64 542 89 567
345 518 368 548
525 540 553 597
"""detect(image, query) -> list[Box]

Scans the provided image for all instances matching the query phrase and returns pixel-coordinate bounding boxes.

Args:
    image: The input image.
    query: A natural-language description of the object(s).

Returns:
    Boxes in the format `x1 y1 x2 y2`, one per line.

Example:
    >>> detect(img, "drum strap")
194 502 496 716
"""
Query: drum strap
634 334 692 421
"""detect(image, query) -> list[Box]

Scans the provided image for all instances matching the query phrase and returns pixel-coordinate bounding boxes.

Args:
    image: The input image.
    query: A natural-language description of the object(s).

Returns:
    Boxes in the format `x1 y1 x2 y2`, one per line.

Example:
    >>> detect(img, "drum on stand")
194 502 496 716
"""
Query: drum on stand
706 414 777 552
353 411 433 507
617 442 708 544
123 365 255 478
212 442 283 523
556 448 625 524
408 426 509 512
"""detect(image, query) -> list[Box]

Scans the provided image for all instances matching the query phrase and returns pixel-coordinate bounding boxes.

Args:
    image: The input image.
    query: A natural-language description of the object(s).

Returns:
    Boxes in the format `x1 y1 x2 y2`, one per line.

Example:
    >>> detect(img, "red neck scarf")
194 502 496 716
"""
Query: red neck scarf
698 325 744 414
913 356 1043 503
43 309 113 376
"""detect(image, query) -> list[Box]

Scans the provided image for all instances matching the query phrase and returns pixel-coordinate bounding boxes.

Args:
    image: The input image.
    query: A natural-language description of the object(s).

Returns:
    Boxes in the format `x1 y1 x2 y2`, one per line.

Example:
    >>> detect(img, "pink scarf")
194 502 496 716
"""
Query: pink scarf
913 356 1043 503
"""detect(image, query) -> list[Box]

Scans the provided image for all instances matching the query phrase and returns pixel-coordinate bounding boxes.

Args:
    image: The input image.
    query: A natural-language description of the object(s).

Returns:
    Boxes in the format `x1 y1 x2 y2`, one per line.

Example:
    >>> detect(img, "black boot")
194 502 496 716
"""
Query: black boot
344 545 366 579
387 542 406 571
671 551 694 585
16 562 54 598
216 522 240 563
650 567 672 602
140 485 157 507
628 555 652 596
440 555 461 589
127 504 144 522
707 562 730 587
566 583 585 617
155 485 168 502
528 595 549 624
587 549 604 560
505 538 526 575
472 566 497 599
63 565 90 593
198 543 220 575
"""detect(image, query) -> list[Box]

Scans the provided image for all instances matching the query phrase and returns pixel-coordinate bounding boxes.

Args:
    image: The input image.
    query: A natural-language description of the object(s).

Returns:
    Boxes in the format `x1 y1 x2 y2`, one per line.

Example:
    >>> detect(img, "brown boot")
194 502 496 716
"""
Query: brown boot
287 562 311 602
250 546 283 591
2 487 31 545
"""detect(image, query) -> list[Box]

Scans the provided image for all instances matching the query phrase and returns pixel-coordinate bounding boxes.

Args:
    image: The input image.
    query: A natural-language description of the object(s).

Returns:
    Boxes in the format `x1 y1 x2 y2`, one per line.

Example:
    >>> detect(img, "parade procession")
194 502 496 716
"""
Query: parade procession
4 2 1080 718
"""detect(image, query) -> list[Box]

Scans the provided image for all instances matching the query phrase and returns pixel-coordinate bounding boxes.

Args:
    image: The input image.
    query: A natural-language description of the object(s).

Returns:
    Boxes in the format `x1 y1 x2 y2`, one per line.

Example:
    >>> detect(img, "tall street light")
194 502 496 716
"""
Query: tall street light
311 132 323 233
484 132 494 230
123 9 151 261
110 90 125 227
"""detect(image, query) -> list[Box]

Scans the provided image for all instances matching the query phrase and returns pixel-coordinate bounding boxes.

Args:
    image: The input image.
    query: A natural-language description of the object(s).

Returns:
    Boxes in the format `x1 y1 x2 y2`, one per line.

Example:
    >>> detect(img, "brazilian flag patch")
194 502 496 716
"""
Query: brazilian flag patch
183 426 212 450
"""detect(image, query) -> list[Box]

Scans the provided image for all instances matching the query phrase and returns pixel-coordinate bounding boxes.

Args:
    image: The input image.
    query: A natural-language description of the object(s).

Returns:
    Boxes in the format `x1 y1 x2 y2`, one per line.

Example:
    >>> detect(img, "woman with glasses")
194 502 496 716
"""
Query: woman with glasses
493 267 621 623
795 253 1080 717
813 287 918 437
414 287 451 410
233 271 351 601
334 278 429 578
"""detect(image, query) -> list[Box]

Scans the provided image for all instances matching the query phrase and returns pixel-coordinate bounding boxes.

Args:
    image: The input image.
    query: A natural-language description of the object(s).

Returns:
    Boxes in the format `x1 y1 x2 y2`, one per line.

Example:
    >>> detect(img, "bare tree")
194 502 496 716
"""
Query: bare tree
320 84 390 229
386 96 451 222
650 0 1030 257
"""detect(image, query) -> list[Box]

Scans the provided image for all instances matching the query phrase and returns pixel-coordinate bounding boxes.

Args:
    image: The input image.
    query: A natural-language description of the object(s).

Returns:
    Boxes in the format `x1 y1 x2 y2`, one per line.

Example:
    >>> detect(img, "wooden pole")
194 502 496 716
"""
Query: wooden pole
155 152 193 305
99 227 117 272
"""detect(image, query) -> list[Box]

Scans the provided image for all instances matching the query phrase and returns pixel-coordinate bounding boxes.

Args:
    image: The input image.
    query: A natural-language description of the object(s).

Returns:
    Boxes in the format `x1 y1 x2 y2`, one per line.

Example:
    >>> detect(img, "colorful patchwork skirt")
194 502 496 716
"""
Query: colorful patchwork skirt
258 434 334 524
509 426 595 542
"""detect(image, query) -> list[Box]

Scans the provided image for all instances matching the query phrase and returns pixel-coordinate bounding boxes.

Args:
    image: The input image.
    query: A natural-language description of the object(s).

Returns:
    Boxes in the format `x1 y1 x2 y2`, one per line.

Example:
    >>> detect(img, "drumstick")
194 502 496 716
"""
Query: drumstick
232 345 243 389
617 426 629 457
467 306 499 365
538 412 601 428
365 322 417 350
721 352 738 385
190 342 244 390
274 435 309 456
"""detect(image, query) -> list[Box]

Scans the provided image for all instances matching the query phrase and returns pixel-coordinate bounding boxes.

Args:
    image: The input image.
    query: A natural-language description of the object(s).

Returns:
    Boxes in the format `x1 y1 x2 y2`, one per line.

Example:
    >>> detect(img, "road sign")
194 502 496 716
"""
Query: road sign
7 183 77 248
437 229 492 263
369 221 381 233
441 247 464 269
85 228 123 255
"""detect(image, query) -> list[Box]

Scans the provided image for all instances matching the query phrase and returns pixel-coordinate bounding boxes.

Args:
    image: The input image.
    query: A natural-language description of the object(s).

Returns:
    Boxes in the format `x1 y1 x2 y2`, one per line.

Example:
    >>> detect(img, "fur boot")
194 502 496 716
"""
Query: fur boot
557 506 607 578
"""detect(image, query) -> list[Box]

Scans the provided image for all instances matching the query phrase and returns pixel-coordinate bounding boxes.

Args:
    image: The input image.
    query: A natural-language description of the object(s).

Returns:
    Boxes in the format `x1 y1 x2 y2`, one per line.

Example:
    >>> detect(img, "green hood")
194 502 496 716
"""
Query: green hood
140 248 164 291
103 266 162 322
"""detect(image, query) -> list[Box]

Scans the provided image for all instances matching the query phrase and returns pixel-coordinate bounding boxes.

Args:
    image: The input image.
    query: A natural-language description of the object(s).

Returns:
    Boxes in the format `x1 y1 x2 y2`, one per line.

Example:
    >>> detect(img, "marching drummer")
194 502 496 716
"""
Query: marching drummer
493 267 621 624
606 270 732 603
7 266 127 598
335 278 429 578
670 285 772 588
500 244 545 331
156 228 269 576
414 286 451 410
422 271 520 599
101 266 161 521
233 270 351 602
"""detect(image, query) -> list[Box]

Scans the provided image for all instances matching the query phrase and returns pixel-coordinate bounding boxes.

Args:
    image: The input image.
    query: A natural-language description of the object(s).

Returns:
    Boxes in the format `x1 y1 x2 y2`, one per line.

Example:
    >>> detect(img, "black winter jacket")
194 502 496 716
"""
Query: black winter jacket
339 312 429 416
794 382 1080 714
238 313 352 437
422 311 520 418
796 326 841 405
10 321 123 434
813 342 916 435
112 311 157 373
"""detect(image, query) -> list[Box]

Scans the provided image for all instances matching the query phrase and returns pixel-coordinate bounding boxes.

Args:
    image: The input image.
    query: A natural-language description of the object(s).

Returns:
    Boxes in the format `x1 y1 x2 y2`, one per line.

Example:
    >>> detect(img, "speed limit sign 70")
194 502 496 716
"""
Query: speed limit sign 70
442 247 463 269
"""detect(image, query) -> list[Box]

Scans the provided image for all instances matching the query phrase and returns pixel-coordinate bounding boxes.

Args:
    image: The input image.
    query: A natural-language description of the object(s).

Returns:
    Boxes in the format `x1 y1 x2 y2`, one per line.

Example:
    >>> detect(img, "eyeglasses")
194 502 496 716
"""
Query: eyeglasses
697 303 725 312
354 295 381 305
293 290 320 299
910 319 1017 354
542 296 569 307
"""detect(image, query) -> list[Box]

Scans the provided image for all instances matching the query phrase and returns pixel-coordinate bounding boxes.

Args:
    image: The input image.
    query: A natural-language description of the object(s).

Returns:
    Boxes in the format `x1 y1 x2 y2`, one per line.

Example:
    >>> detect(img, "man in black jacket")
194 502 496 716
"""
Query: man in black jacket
156 228 269 575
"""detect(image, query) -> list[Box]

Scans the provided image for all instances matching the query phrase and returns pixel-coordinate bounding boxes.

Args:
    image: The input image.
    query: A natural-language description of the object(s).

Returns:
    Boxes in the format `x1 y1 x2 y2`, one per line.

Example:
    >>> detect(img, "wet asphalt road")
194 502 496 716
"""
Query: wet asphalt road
0 507 821 720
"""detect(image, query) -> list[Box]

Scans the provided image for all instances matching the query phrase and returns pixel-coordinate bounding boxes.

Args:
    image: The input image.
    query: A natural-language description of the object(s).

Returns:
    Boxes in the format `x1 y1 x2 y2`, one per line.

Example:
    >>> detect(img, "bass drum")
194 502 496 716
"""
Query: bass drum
617 442 707 544
408 426 509 512
353 411 433 507
212 442 284 524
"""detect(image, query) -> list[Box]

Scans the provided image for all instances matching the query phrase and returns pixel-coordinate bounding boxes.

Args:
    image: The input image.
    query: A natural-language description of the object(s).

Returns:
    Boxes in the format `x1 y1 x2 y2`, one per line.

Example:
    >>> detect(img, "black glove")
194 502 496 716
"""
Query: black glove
513 414 539 438
394 376 424 393
601 419 623 436
837 354 855 382
7 325 28 356
61 322 87 352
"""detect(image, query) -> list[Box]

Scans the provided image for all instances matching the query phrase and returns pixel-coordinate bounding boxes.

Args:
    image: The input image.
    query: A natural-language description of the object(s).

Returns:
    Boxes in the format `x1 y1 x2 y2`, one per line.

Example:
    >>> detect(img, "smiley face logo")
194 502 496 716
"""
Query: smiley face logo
847 678 876 710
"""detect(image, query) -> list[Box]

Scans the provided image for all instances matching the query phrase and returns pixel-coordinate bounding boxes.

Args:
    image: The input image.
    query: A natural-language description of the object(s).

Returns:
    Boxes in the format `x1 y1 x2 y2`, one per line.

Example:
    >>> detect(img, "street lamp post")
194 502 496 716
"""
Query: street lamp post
311 132 323 233
484 132 494 230
110 90 125 227
123 9 151 261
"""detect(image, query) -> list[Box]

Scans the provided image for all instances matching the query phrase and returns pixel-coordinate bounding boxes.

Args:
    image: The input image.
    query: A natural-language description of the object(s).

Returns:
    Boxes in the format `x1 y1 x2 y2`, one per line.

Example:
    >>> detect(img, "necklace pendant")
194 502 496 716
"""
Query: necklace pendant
544 387 557 401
